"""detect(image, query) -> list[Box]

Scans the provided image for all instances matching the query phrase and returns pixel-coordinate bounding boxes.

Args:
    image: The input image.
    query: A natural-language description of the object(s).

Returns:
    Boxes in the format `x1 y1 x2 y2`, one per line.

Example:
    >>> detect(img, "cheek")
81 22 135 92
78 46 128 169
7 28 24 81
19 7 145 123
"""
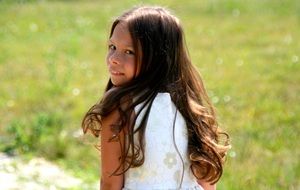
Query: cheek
128 59 137 75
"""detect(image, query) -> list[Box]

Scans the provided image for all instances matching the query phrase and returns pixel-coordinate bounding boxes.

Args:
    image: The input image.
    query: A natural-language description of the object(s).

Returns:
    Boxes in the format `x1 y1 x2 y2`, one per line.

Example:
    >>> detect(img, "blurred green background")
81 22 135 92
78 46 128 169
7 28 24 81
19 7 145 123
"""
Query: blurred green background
0 0 299 189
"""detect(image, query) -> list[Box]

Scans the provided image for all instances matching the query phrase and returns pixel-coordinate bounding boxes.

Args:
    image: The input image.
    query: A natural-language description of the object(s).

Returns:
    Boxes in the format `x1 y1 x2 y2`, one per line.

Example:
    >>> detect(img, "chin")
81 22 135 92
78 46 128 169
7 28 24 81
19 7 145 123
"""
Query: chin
110 77 131 87
111 80 126 87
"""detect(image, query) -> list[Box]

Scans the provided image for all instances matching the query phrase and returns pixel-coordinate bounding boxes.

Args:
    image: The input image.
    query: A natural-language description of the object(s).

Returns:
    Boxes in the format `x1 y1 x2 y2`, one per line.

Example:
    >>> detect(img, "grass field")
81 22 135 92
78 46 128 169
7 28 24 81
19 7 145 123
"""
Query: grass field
0 0 299 189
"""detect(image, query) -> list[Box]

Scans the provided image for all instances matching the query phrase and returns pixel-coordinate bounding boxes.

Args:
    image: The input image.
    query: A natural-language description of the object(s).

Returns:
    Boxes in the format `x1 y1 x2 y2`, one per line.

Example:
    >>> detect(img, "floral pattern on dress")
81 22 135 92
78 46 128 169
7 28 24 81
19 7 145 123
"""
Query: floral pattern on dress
163 152 177 169
127 167 159 183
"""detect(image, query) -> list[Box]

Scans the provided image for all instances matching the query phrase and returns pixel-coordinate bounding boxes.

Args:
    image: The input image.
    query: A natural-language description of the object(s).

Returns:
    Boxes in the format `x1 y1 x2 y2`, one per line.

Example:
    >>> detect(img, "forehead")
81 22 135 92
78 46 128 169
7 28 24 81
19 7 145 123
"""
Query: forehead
110 22 133 47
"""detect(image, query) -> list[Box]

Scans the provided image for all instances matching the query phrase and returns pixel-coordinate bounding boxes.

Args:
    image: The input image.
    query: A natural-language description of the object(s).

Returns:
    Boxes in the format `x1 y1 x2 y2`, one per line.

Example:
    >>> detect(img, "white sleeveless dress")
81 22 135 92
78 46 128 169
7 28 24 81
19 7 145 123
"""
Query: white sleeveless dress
123 93 203 190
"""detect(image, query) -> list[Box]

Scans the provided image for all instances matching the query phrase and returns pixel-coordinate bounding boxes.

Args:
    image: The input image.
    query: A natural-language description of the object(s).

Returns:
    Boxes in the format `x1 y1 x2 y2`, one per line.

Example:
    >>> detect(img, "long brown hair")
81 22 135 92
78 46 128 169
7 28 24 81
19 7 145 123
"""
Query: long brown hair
82 6 230 184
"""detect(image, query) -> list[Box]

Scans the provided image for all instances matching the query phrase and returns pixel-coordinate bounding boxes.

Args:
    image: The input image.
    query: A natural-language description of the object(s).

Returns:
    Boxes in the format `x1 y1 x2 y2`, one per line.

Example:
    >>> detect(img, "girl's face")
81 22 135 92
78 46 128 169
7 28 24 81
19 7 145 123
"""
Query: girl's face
106 22 136 86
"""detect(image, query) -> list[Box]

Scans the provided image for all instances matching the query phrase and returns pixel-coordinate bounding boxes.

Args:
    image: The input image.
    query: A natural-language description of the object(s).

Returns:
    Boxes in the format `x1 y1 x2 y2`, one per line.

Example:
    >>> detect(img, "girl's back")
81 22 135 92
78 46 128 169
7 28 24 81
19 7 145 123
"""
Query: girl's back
124 93 202 189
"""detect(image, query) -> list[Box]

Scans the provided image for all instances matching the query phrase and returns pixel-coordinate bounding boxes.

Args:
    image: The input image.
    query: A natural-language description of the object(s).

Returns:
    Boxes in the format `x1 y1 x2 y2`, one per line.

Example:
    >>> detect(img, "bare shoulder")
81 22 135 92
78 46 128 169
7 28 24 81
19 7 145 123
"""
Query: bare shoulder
101 108 120 142
100 107 124 189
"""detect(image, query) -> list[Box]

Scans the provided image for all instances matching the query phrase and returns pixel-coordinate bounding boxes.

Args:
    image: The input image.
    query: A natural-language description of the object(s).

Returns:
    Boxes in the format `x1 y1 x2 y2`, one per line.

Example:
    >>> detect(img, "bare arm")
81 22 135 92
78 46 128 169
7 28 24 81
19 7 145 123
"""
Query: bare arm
100 109 124 190
198 180 216 190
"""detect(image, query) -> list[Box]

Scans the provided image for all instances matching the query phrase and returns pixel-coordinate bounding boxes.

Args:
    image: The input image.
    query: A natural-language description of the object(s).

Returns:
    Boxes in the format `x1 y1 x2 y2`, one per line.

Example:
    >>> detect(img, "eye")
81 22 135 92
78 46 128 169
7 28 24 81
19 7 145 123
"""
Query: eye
108 44 116 50
125 49 135 55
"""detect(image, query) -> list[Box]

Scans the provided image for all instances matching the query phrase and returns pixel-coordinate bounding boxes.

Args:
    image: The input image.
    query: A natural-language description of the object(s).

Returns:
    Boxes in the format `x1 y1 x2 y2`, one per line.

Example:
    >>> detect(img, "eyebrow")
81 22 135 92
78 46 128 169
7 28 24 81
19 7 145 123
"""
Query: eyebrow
108 39 134 49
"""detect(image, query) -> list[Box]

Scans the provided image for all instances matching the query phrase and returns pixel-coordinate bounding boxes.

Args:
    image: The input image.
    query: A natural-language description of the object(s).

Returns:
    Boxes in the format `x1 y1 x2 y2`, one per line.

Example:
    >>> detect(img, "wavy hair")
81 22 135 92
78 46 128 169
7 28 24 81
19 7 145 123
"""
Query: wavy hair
82 6 230 184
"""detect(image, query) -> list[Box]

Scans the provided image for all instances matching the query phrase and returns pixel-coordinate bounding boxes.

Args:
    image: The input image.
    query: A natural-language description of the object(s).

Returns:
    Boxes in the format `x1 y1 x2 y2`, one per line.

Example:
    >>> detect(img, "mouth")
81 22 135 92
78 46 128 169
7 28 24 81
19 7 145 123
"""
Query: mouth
109 69 124 76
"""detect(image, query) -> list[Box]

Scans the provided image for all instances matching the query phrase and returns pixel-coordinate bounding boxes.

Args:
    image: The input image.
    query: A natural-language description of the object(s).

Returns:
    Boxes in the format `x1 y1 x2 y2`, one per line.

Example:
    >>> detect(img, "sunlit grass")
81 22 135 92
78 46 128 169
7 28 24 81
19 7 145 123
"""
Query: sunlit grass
0 0 299 189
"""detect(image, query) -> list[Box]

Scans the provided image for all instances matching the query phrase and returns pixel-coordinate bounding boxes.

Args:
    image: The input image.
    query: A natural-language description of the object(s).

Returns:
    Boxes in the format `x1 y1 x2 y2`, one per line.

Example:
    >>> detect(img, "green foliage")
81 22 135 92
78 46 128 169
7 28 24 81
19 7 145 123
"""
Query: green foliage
0 0 299 189
3 112 63 157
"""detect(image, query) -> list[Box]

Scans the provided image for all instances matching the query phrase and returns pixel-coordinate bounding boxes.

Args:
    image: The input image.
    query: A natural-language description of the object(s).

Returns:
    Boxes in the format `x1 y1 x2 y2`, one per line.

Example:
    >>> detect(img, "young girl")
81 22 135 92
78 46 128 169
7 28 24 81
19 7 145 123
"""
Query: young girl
82 6 230 190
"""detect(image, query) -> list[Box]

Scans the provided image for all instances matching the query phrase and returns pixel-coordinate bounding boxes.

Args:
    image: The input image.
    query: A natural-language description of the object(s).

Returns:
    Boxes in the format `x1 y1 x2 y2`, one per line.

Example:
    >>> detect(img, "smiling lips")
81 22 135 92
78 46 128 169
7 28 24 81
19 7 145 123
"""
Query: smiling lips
110 69 124 76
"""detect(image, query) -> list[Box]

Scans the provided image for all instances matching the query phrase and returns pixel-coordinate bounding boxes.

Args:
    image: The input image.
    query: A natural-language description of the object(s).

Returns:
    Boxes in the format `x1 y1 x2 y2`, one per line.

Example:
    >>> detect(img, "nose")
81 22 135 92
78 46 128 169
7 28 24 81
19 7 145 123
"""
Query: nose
108 51 121 65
